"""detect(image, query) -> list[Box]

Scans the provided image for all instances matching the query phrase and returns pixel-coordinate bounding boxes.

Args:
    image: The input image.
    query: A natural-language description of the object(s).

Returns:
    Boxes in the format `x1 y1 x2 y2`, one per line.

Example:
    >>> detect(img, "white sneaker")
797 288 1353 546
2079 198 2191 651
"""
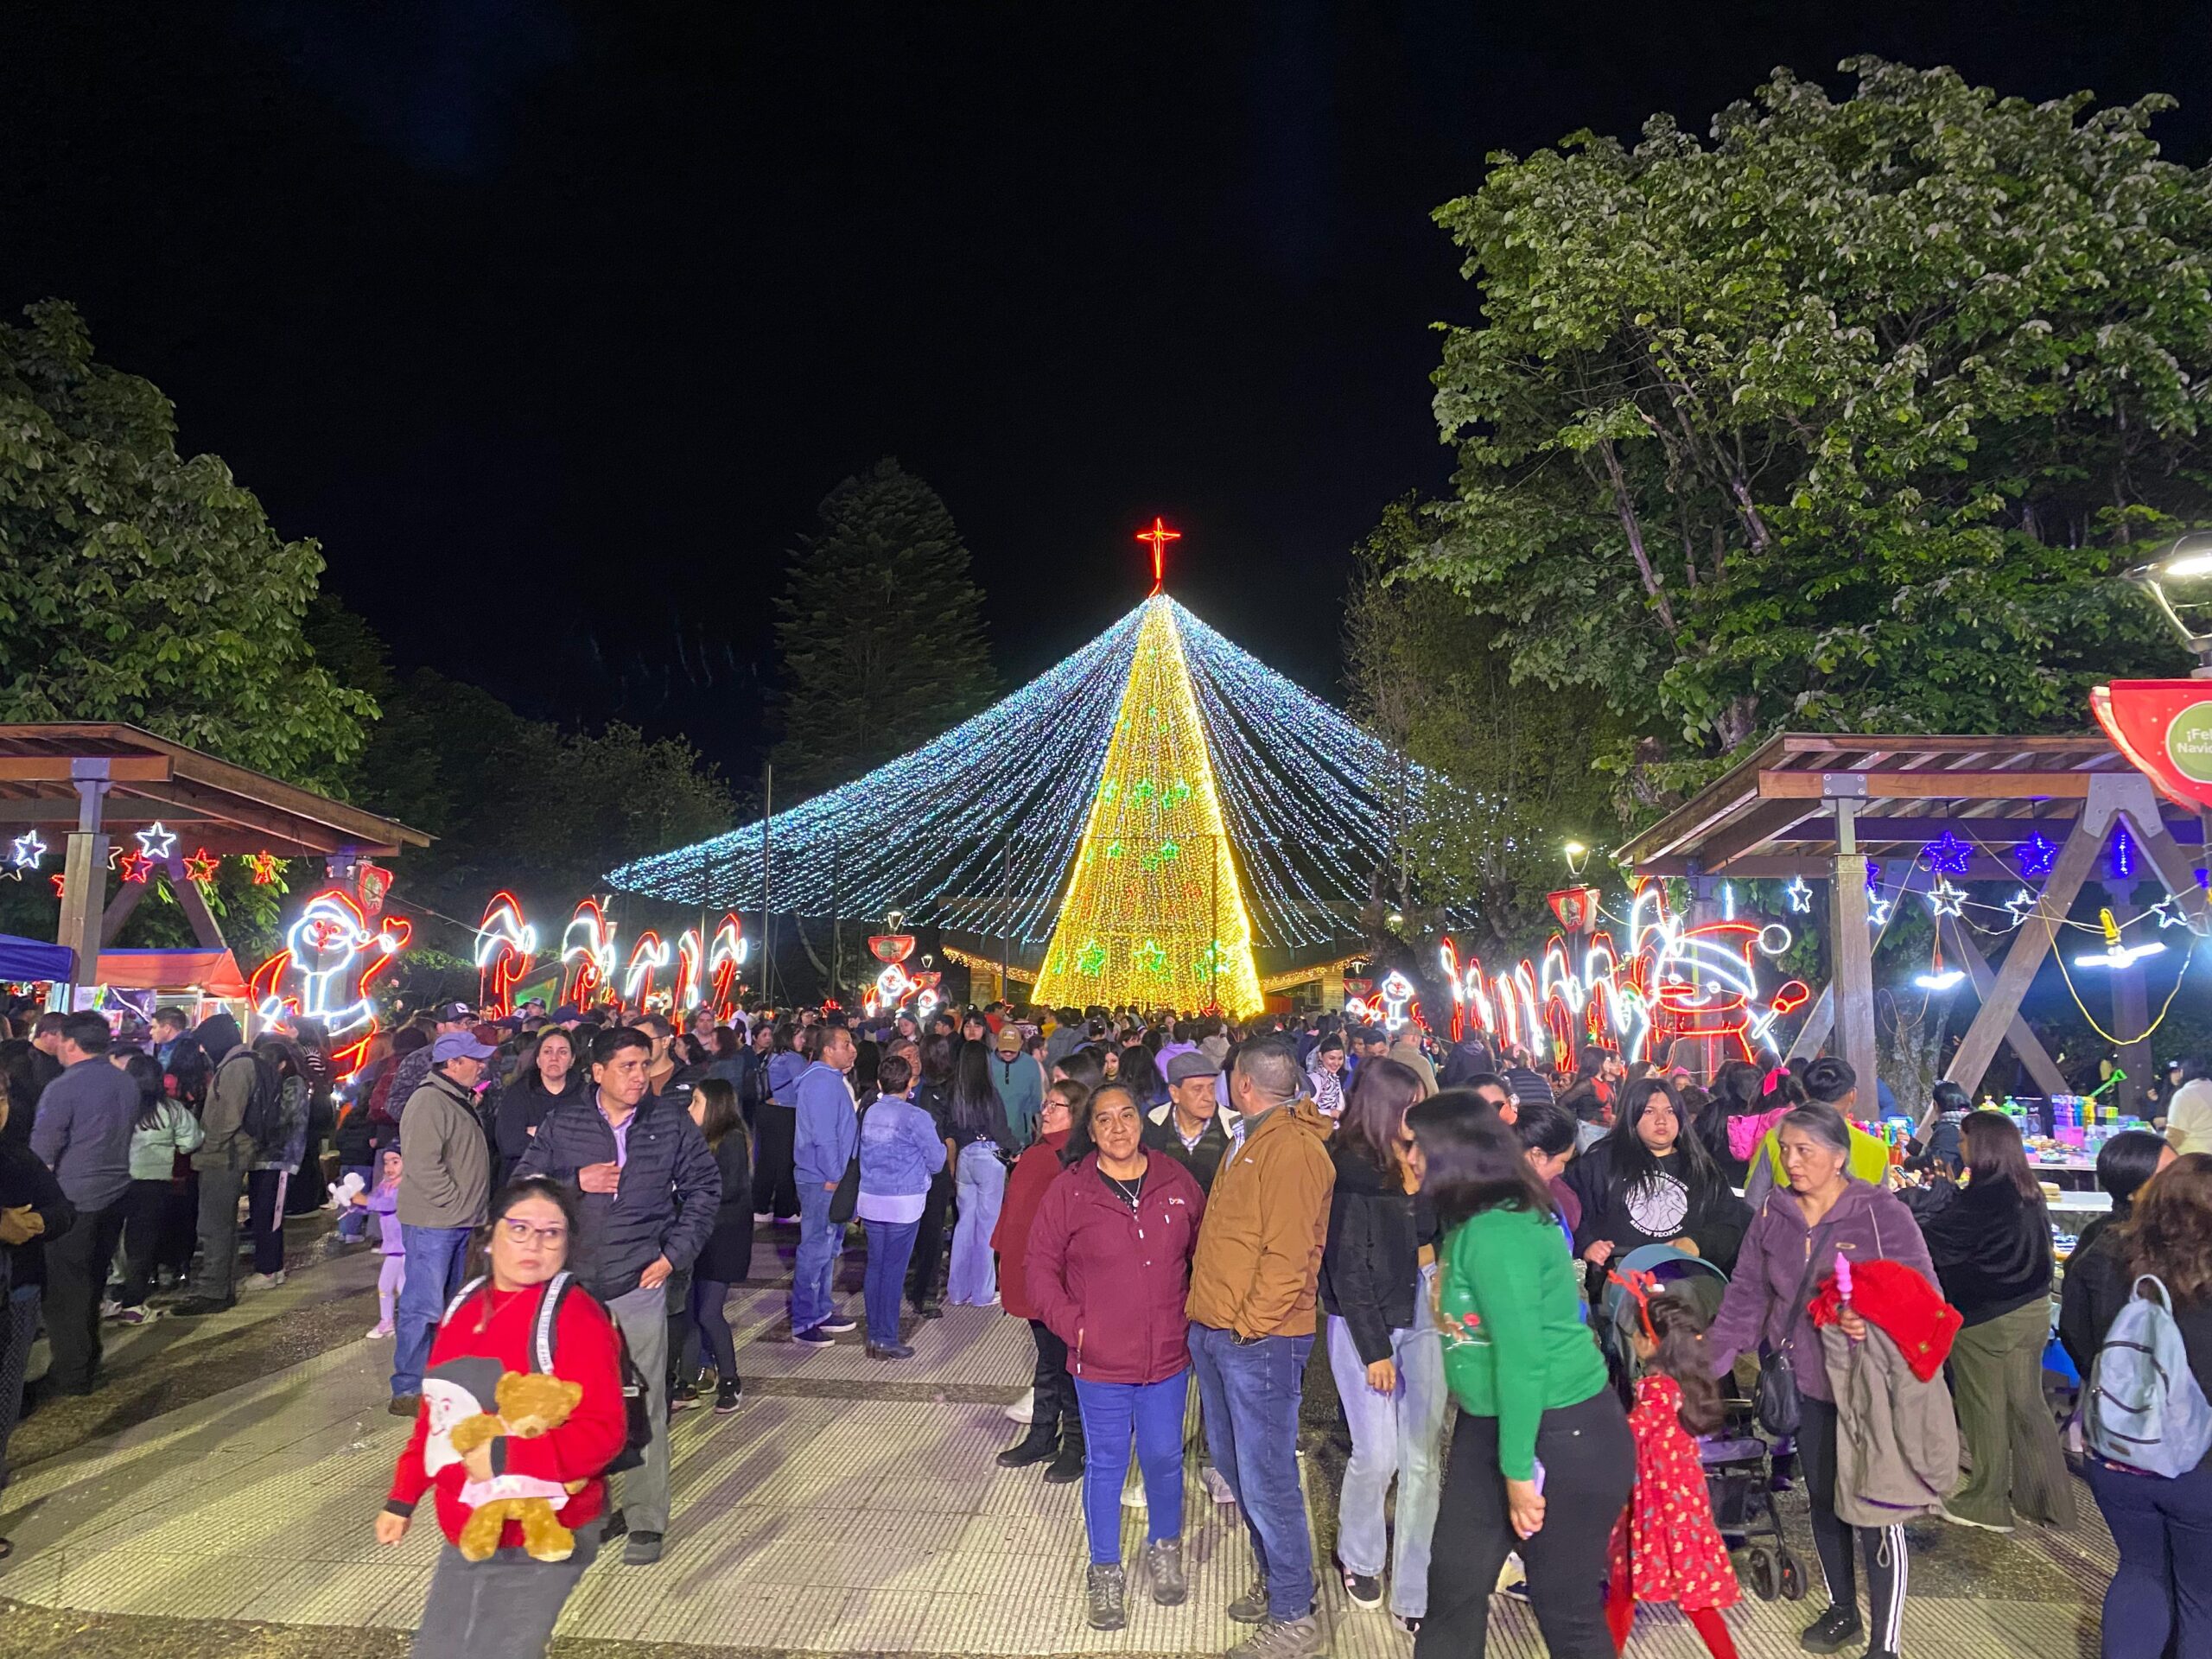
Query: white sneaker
1122 1465 1147 1510
366 1323 395 1339
244 1271 287 1290
1203 1465 1236 1505
753 1211 772 1224
99 1298 122 1319
1004 1389 1034 1425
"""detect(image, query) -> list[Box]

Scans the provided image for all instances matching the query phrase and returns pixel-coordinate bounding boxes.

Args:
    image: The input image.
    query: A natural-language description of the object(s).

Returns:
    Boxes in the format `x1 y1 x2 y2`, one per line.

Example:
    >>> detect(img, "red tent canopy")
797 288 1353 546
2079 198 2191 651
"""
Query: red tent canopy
94 949 250 998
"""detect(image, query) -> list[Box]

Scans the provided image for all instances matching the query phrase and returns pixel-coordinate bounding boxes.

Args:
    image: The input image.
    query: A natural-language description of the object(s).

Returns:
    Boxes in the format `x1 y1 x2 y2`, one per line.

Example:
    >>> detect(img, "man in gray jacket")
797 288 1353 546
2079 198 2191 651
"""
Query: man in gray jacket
29 1014 138 1393
171 1014 257 1318
388 1030 494 1415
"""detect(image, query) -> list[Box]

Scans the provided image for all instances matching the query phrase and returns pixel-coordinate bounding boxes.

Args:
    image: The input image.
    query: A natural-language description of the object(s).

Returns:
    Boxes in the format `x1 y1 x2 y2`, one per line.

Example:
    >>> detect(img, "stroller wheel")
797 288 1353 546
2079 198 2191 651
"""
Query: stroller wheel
1779 1551 1806 1601
1745 1547 1778 1601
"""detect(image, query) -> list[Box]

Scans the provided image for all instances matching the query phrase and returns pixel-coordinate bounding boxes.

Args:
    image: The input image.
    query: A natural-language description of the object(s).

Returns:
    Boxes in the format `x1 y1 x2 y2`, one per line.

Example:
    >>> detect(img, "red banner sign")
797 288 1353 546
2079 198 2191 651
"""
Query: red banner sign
2092 680 2212 810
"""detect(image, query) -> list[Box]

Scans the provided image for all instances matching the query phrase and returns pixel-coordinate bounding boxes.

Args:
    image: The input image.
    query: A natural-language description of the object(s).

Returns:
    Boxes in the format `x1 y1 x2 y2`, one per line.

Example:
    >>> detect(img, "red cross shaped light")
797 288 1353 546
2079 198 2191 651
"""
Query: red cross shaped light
1136 516 1181 594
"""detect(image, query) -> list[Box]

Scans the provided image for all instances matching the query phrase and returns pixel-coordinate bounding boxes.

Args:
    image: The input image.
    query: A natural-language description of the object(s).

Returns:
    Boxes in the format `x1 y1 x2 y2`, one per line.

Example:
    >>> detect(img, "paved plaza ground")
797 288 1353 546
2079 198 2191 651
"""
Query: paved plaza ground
0 1215 2115 1656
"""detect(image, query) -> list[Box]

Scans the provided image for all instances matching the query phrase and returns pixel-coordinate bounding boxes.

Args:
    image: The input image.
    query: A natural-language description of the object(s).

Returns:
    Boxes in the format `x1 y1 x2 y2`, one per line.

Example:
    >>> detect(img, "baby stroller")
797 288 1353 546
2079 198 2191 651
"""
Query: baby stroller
1599 1243 1808 1604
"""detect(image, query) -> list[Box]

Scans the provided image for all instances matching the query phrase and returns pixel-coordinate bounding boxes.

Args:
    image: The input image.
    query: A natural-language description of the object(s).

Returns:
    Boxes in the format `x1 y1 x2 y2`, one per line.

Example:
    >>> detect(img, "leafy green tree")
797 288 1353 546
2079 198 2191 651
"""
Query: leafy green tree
305 599 735 954
773 459 997 795
1412 59 2201 794
0 302 373 785
1347 499 1624 954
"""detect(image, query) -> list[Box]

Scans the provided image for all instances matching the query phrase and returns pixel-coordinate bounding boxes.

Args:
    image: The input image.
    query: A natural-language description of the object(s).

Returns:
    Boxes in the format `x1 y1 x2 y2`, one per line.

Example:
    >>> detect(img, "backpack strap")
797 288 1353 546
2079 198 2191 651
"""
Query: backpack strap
442 1274 487 1324
533 1270 575 1374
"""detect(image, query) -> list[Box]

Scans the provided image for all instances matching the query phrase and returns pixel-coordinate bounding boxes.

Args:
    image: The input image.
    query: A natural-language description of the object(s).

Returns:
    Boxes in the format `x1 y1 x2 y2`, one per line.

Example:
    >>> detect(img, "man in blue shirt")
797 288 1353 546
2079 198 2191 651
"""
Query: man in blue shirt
791 1024 860 1346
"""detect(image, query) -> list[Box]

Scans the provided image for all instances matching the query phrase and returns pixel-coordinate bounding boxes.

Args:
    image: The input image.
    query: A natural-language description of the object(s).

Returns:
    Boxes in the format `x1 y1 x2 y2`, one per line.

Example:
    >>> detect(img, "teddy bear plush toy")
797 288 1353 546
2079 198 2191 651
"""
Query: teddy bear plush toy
421 1357 587 1562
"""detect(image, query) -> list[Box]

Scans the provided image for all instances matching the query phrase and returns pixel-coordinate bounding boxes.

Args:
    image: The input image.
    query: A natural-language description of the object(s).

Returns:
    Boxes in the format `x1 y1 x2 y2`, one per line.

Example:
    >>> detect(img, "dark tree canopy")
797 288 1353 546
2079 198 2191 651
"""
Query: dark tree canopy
0 301 373 786
1410 58 2202 796
772 458 997 796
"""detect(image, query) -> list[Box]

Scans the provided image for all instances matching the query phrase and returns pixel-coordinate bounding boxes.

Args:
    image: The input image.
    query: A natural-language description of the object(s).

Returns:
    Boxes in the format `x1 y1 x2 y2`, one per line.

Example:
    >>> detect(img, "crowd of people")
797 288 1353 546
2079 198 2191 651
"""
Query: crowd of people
0 991 2208 1659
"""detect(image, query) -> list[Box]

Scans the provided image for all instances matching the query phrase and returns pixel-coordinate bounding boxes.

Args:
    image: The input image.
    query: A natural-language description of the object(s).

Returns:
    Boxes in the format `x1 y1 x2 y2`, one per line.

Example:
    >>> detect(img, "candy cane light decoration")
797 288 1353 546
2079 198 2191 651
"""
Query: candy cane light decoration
561 899 617 1007
474 891 538 1017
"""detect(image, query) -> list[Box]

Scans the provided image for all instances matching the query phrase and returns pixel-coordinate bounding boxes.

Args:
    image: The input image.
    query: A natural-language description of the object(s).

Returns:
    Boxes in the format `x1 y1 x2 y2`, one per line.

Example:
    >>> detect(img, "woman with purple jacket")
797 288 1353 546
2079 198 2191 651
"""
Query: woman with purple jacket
1703 1103 1934 1659
1027 1081 1207 1634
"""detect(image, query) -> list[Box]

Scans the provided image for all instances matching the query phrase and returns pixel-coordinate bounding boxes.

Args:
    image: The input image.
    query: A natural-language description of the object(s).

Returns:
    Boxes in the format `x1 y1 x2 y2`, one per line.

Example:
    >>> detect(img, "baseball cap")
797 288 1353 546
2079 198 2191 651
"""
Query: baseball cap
551 1004 582 1022
432 1030 497 1063
1166 1051 1220 1084
433 1000 475 1024
995 1026 1022 1053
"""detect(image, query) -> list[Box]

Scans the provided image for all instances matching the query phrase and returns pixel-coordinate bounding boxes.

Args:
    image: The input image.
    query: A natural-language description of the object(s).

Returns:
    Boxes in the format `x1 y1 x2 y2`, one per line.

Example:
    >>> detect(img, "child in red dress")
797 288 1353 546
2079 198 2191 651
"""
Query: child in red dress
1606 1280 1741 1659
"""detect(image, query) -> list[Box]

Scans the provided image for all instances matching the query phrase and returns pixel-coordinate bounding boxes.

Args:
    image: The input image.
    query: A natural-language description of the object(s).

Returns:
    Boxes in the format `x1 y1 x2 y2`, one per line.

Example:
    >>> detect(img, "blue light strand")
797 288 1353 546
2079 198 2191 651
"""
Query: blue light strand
606 595 1419 953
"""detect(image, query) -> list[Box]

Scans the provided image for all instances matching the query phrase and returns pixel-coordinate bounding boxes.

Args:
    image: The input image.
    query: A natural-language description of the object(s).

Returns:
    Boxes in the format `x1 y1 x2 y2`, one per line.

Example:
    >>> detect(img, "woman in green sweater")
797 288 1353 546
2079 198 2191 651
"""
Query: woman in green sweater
1409 1090 1630 1659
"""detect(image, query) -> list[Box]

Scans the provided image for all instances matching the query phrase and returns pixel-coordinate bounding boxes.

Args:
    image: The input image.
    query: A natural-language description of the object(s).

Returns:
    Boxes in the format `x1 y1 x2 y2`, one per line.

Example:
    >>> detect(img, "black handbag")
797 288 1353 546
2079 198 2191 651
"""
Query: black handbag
827 1102 868 1224
1756 1219 1840 1439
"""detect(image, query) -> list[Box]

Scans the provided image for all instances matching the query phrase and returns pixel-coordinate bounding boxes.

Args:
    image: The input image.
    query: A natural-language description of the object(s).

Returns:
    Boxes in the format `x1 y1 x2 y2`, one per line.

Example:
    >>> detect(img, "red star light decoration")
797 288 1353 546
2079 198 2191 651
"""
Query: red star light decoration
245 851 283 885
117 849 151 884
1136 516 1181 594
183 847 219 885
50 874 65 898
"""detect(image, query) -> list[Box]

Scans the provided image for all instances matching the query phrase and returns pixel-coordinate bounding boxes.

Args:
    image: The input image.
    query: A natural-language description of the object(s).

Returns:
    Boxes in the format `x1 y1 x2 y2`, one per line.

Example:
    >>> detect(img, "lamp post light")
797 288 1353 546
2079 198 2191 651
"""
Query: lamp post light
2126 536 2212 677
1563 840 1592 878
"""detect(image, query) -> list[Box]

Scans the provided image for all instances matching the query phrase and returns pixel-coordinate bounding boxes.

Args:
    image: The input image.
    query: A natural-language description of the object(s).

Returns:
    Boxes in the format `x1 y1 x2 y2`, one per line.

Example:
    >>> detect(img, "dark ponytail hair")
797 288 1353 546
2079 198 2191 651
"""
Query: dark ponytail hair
1642 1290 1724 1435
124 1052 169 1133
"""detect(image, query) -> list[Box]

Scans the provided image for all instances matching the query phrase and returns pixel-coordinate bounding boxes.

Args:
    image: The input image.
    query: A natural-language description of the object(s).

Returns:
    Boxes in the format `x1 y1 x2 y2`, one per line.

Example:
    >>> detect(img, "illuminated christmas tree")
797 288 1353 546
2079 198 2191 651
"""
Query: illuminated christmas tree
608 524 1410 1013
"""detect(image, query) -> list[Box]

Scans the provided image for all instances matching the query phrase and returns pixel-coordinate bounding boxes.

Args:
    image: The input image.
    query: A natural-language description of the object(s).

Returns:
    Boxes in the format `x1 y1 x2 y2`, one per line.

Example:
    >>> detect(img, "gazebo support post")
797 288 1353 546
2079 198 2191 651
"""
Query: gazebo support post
55 759 112 1007
1827 785 1878 1096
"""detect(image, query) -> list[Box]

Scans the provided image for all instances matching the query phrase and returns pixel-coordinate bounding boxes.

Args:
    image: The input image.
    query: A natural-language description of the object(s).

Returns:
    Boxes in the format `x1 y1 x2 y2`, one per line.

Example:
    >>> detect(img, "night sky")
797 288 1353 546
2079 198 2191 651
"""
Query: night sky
7 3 2211 781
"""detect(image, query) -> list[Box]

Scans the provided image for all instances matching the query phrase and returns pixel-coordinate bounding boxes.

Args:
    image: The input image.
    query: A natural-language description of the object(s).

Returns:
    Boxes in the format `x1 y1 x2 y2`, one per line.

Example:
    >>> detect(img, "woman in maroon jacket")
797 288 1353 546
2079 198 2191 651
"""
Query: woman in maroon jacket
1027 1081 1206 1632
378 1177 628 1659
994 1078 1086 1478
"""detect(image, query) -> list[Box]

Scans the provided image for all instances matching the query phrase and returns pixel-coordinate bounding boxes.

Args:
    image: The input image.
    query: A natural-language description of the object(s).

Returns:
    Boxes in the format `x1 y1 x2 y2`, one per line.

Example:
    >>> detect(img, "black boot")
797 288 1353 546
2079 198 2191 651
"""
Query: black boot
1042 1392 1085 1484
995 1414 1060 1468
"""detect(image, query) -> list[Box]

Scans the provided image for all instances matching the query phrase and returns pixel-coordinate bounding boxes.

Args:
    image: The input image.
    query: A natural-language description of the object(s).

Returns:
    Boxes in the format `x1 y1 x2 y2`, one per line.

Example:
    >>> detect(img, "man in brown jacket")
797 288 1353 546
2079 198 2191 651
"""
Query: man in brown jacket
1186 1033 1334 1659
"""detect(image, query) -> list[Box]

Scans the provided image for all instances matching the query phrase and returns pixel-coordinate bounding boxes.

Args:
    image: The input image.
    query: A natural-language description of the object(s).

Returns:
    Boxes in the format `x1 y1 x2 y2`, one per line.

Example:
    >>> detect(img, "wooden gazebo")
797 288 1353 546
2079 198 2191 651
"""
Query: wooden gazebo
1618 734 2211 1102
0 723 429 988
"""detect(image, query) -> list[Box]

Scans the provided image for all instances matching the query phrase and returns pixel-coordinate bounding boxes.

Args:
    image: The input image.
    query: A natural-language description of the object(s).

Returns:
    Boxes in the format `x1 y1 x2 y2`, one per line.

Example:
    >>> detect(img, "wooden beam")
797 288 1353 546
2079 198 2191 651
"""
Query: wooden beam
1829 798 1878 1096
1761 770 2095 802
1697 798 1824 872
167 856 228 950
1788 981 1834 1060
0 756 171 783
99 877 147 947
1939 915 2070 1099
1945 809 2106 1091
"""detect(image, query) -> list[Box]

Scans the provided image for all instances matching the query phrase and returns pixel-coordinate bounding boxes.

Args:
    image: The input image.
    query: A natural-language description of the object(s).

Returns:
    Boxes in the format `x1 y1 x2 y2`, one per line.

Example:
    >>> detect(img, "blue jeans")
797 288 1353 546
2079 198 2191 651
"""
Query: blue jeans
790 1179 843 1334
336 1164 373 1241
947 1142 1005 1306
391 1224 474 1397
1327 1306 1446 1617
1191 1322 1315 1619
2087 1455 2212 1659
1075 1371 1189 1564
861 1218 918 1347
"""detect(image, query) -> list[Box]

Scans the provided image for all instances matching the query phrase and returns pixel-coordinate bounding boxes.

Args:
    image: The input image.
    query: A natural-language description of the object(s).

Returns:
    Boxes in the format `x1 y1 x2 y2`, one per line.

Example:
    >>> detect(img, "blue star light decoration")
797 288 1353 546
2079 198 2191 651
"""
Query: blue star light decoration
136 820 177 861
2015 832 2056 881
1926 878 1967 918
1923 830 1974 876
1783 876 1813 913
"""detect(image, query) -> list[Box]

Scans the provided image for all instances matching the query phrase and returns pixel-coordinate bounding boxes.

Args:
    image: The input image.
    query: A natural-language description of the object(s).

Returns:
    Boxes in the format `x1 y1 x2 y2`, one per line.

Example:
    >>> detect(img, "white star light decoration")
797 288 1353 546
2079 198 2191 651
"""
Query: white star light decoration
1867 892 1893 927
135 821 177 861
3 830 44 880
2005 888 2037 930
1783 876 1813 913
1925 879 1967 918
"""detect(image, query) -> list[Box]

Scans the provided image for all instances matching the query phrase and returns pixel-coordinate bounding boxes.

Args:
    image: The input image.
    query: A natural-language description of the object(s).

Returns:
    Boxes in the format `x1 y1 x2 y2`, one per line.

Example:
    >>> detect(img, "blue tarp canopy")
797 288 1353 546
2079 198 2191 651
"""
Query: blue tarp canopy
0 933 73 982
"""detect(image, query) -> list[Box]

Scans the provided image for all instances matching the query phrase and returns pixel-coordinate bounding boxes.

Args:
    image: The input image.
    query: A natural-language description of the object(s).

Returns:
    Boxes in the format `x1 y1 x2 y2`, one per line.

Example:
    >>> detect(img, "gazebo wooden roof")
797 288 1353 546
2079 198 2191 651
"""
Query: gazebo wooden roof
0 723 428 858
1616 732 2209 1101
1618 733 2178 877
0 722 427 986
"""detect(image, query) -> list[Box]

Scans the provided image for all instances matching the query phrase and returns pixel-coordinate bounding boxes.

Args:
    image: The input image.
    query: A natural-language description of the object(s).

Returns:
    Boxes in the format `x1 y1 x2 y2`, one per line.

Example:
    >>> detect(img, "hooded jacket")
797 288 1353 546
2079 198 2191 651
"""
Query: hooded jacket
1916 1176 2053 1325
993 1128 1071 1322
1816 1315 1961 1527
1026 1149 1206 1384
1319 1139 1436 1363
1185 1095 1335 1340
194 1038 260 1175
1704 1178 1935 1404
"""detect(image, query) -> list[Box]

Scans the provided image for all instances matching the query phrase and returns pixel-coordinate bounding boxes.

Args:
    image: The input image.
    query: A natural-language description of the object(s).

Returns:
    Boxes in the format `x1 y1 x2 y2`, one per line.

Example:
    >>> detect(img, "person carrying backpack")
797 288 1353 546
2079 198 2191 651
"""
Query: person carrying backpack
170 1015 268 1318
2077 1150 2212 1659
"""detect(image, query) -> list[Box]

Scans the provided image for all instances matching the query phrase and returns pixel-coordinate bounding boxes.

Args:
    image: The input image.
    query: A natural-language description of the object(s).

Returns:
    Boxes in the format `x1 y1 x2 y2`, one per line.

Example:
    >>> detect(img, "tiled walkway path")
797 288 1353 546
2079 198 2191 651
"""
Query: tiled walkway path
0 1230 2113 1656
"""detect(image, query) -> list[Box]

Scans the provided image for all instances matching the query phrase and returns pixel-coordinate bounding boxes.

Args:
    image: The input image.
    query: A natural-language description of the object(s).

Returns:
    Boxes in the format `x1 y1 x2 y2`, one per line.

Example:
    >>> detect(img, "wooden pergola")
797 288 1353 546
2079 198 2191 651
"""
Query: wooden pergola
0 724 429 987
1618 734 2211 1102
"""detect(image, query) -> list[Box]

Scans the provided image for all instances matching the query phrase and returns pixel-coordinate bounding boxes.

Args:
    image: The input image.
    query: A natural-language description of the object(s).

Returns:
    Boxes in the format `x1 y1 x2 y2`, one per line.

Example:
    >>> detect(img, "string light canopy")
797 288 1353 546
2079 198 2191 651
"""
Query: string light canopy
607 529 1413 1007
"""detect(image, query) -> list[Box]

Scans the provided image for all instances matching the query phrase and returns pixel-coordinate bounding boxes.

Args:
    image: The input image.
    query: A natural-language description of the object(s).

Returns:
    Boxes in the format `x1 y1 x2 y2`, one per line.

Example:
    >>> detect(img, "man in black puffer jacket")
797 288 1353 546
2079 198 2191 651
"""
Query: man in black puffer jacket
515 1026 719 1567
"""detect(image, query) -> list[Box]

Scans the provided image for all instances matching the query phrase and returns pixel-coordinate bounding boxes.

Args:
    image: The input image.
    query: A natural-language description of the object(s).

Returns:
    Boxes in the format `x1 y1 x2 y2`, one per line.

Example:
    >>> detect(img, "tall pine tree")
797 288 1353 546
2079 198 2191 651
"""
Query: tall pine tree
772 459 997 795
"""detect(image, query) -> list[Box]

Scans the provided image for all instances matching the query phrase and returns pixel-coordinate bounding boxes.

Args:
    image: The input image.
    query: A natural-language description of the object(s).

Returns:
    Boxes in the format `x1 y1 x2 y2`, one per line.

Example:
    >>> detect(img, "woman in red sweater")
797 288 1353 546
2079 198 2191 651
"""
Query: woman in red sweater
378 1178 629 1659
1026 1081 1207 1632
